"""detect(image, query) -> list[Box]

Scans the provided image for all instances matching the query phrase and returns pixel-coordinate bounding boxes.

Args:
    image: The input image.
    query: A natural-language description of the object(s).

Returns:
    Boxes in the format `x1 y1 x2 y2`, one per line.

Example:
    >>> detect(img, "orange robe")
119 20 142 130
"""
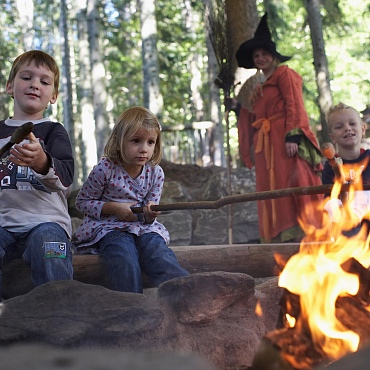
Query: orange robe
238 65 323 242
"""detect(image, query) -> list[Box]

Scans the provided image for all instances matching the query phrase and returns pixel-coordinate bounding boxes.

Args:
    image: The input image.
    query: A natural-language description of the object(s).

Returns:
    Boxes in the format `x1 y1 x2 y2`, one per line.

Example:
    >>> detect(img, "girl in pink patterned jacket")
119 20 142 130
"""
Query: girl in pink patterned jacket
73 106 189 293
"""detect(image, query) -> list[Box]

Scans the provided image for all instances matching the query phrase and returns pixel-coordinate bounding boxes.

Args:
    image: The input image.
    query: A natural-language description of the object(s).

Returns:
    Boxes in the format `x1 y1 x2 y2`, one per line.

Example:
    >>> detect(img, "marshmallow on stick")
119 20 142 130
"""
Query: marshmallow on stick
320 142 346 183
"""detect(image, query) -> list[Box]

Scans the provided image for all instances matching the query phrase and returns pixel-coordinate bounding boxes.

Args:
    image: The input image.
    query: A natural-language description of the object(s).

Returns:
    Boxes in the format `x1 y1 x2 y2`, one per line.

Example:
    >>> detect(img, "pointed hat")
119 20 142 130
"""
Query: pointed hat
236 13 292 69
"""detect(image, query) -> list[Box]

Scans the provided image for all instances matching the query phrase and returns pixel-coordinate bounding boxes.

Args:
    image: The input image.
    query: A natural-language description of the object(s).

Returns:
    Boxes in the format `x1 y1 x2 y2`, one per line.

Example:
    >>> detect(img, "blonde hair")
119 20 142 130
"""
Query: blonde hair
327 102 362 130
7 50 60 96
104 106 162 166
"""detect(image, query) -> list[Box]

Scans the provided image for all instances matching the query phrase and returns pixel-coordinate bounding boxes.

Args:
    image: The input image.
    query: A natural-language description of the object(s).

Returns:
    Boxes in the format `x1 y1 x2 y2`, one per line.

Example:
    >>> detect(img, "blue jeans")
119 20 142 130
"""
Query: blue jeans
97 231 189 293
0 222 73 299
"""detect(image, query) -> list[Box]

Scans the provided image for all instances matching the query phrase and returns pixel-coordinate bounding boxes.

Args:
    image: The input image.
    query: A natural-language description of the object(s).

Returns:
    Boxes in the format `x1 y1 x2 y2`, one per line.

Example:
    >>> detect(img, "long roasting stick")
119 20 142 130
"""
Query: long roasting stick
131 183 370 214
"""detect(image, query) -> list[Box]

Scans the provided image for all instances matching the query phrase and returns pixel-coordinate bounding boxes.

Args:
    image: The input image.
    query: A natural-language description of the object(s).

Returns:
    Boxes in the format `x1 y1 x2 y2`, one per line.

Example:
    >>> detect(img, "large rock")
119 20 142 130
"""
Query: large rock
0 272 282 369
157 162 259 245
0 344 217 370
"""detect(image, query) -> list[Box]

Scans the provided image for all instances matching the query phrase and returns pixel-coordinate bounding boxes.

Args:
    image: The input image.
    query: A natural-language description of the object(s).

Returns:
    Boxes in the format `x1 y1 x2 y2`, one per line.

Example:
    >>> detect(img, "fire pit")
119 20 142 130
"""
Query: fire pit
249 175 370 370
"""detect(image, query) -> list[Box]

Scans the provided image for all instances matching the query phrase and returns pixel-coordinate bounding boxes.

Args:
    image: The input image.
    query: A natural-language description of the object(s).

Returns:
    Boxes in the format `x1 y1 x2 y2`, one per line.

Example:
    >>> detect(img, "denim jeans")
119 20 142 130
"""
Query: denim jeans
97 231 189 293
0 222 73 299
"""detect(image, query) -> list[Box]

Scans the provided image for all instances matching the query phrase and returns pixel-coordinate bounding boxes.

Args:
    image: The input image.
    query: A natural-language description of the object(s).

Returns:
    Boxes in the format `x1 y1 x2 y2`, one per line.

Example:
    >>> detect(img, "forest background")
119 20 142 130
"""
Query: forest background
0 0 369 190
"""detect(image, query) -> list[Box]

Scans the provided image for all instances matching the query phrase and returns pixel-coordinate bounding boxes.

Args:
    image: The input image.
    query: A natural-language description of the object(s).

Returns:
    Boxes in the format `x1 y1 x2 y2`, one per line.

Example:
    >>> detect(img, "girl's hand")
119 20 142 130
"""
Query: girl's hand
285 142 298 157
103 201 138 222
143 201 161 224
10 132 49 174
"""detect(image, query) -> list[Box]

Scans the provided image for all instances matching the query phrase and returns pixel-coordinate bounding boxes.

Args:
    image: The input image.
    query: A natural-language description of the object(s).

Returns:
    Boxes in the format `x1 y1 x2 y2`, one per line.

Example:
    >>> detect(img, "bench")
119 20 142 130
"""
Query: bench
2 243 299 299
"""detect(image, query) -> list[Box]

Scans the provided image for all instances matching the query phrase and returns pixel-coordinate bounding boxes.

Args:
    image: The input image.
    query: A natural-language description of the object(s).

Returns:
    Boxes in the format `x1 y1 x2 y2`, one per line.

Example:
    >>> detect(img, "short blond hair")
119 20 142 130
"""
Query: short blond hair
104 106 162 166
7 50 60 96
327 102 362 129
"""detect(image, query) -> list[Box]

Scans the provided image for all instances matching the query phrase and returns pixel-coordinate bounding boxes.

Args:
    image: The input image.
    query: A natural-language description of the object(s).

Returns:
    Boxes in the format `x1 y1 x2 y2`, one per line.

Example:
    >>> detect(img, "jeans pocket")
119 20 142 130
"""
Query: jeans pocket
43 242 67 259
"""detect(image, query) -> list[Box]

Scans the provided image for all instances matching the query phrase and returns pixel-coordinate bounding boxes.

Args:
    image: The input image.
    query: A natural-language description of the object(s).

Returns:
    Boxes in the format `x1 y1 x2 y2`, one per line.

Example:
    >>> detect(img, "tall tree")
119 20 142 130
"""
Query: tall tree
75 0 97 182
1 0 368 170
60 0 80 187
87 0 109 158
0 1 20 119
60 0 74 147
305 0 332 143
16 0 34 50
225 0 258 95
205 11 224 167
183 0 204 122
139 0 163 119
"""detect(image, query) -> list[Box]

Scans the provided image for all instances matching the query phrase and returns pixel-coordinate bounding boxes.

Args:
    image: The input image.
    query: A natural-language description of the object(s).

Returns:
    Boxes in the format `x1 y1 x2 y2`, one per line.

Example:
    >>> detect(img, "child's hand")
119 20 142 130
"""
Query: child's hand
113 202 138 222
143 201 161 224
10 132 49 174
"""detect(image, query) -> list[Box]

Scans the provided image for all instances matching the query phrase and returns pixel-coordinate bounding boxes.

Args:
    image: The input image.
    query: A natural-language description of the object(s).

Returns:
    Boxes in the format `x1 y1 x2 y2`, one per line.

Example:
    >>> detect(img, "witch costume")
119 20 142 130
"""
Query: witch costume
236 13 323 243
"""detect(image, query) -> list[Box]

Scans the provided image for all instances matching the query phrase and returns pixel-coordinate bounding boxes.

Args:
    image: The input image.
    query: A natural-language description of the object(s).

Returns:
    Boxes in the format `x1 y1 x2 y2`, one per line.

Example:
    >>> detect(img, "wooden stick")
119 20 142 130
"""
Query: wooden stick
0 122 34 158
131 183 370 214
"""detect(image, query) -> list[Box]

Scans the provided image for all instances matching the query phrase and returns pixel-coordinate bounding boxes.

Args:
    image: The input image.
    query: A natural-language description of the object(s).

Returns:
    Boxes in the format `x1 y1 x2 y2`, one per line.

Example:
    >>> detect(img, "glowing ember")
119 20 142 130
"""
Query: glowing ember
255 300 263 317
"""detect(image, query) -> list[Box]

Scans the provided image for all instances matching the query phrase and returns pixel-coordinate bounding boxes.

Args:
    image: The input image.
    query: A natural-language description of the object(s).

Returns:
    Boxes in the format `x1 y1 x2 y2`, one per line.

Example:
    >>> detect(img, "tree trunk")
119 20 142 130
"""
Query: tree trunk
76 0 98 183
16 0 34 50
225 0 258 97
183 0 204 122
60 0 79 188
206 32 224 167
204 0 224 167
305 0 332 143
139 0 163 120
87 0 109 158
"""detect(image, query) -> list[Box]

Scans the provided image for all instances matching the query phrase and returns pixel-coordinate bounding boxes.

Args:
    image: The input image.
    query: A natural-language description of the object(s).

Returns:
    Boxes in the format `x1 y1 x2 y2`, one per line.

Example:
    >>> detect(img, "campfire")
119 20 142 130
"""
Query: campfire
251 160 370 370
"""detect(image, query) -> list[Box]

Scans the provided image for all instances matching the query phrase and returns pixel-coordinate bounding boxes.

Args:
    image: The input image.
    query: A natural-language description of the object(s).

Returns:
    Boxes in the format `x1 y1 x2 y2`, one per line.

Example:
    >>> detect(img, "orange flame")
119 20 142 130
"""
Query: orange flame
255 300 263 317
278 159 370 360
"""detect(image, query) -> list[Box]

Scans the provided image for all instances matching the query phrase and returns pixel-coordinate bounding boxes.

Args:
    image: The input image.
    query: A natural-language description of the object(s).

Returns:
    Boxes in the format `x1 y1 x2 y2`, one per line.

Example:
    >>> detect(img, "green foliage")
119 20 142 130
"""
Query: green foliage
0 0 24 118
258 0 370 128
102 0 143 115
156 0 208 125
0 0 368 167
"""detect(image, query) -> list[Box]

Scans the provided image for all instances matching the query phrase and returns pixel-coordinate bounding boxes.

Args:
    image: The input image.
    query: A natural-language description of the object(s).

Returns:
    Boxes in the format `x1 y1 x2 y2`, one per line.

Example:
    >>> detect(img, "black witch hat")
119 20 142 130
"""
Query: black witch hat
236 13 292 69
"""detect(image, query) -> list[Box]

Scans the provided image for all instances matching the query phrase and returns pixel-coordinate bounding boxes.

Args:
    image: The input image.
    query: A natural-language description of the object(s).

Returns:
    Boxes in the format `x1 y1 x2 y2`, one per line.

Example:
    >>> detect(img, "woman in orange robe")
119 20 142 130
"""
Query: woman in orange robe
232 13 323 242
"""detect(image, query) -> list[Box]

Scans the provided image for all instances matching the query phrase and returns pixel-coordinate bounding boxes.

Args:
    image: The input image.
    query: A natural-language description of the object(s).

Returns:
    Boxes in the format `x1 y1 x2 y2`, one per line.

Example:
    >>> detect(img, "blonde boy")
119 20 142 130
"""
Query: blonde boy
323 102 370 234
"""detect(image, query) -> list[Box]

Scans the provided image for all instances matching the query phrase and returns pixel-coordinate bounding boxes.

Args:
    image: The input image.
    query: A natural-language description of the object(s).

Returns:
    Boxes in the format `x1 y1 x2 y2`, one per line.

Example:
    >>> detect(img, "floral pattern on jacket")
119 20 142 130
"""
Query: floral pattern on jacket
72 157 170 253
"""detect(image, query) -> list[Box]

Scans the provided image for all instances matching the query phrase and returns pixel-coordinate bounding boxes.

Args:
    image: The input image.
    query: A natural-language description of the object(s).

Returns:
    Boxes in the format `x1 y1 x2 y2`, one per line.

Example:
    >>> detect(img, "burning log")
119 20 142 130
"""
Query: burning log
248 148 370 370
251 286 370 370
249 253 370 370
315 342 370 370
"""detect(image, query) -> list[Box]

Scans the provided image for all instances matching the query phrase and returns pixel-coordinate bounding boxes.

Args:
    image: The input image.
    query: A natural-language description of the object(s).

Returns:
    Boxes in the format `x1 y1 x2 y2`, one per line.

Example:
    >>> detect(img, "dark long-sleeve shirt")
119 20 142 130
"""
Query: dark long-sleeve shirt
0 117 74 236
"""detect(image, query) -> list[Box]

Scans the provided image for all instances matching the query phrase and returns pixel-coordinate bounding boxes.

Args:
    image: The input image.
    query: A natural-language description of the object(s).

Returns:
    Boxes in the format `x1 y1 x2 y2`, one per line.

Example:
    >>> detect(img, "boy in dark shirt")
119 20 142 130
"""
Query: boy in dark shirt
323 102 370 236
0 50 74 299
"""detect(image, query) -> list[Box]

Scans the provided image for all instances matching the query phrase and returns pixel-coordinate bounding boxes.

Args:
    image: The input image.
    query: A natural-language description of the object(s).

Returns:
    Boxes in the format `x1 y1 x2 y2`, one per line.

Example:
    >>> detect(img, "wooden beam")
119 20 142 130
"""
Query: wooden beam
1 243 299 299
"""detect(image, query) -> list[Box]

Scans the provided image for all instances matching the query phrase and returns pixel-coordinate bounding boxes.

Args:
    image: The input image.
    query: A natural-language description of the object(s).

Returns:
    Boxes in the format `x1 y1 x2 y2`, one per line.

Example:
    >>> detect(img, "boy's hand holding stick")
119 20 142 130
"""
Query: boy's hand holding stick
0 122 34 158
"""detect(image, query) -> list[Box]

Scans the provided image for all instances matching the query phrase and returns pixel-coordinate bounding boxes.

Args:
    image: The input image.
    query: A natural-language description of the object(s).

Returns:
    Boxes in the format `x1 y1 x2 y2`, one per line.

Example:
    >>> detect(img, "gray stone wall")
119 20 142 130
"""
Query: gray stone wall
70 161 260 246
